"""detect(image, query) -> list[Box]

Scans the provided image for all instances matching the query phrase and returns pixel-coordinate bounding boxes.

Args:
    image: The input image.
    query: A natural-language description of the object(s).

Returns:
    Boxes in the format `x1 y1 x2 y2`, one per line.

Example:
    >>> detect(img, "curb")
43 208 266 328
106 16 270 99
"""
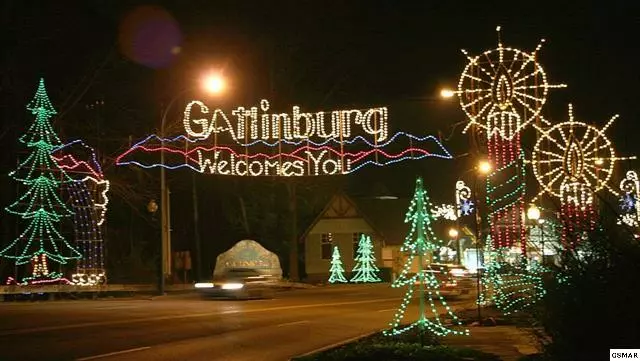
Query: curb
288 329 383 360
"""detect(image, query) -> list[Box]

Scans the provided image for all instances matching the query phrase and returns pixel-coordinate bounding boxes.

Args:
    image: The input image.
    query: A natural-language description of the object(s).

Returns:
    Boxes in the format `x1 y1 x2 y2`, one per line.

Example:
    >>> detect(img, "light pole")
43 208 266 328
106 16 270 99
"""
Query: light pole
448 228 461 265
473 159 492 324
158 73 226 294
527 204 543 264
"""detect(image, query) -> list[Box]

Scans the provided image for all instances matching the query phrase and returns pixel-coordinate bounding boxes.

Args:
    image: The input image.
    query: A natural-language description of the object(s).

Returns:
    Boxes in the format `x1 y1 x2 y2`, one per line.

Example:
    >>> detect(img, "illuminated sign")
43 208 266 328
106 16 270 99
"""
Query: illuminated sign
117 99 452 176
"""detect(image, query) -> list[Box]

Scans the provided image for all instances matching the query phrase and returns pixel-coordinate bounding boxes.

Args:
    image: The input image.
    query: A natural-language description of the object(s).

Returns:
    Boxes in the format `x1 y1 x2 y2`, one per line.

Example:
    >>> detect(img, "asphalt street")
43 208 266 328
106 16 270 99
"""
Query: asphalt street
0 284 473 361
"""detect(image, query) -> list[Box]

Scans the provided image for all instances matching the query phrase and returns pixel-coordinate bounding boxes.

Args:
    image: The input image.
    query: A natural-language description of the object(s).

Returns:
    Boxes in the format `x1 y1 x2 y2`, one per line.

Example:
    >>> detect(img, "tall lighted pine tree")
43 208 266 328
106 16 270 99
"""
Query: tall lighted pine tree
350 234 381 283
328 246 348 283
0 78 82 283
384 177 468 338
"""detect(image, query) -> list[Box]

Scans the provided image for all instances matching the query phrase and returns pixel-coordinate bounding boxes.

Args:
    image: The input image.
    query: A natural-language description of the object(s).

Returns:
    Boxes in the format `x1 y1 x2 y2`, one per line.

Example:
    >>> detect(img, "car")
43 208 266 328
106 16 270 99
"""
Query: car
412 263 475 298
194 268 278 299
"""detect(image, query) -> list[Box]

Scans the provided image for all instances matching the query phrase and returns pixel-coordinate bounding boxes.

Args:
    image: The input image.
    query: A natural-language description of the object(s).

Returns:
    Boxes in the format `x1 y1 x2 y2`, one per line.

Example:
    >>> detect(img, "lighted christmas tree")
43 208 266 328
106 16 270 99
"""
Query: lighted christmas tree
384 177 468 338
0 78 82 283
328 246 348 283
350 234 381 283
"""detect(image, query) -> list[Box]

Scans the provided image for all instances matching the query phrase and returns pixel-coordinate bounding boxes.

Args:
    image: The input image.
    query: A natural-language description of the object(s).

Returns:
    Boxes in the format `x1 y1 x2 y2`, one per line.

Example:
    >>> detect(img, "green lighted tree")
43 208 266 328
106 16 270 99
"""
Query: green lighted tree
328 246 348 283
350 234 381 283
0 78 82 283
384 177 468 338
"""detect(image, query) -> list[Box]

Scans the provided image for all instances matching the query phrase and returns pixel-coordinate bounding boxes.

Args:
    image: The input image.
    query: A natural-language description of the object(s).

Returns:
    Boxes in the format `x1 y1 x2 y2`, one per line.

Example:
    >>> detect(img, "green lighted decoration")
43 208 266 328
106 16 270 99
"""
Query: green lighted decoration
384 177 469 337
350 234 381 283
0 78 82 283
480 248 546 315
328 246 348 283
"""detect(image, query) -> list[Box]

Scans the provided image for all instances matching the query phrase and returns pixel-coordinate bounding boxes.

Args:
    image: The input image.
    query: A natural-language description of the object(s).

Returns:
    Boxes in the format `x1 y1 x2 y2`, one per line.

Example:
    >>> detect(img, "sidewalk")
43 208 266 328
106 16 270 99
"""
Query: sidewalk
441 325 540 361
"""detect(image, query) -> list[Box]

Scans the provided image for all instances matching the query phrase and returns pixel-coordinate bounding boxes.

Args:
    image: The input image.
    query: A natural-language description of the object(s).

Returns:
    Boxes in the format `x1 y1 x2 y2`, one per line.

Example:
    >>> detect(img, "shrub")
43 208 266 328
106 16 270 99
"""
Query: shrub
535 224 640 360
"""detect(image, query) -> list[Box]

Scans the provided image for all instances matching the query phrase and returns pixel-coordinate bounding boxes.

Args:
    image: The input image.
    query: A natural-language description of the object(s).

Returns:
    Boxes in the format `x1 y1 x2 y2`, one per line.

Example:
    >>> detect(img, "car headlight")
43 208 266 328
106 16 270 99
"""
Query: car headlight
221 283 244 290
195 282 214 288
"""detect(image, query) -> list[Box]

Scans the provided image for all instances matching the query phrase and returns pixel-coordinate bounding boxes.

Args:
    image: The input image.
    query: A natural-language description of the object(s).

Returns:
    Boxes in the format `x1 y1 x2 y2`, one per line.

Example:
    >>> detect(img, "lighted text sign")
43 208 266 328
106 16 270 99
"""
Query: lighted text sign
116 99 451 176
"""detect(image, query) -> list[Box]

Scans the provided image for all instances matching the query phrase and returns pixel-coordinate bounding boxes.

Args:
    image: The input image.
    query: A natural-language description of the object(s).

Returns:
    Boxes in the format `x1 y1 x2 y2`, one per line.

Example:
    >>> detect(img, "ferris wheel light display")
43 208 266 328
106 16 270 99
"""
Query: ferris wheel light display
531 104 636 247
456 26 566 141
531 104 634 203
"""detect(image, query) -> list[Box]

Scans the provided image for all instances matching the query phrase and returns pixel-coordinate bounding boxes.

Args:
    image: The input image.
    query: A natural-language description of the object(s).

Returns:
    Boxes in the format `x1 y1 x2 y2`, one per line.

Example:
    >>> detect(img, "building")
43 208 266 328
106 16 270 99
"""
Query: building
301 192 409 282
302 191 481 282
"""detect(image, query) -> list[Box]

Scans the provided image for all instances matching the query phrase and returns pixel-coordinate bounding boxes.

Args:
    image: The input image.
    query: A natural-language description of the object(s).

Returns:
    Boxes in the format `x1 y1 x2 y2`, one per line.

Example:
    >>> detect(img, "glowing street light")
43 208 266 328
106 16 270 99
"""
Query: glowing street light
478 160 492 175
527 204 541 221
448 228 459 239
440 88 455 98
202 73 226 95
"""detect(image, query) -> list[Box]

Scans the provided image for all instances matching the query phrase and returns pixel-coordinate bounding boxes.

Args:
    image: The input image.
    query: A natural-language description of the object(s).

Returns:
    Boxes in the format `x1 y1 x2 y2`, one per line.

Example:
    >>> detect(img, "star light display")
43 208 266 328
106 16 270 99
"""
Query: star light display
531 104 636 248
384 178 468 338
350 234 381 283
53 140 110 285
618 171 640 233
0 79 82 284
453 27 565 254
116 97 453 177
328 246 348 283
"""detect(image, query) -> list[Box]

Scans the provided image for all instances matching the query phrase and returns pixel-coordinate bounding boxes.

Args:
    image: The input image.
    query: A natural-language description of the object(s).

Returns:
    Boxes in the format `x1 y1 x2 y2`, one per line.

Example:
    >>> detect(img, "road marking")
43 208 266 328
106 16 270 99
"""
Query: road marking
76 346 151 360
276 320 309 327
376 308 396 312
0 297 399 336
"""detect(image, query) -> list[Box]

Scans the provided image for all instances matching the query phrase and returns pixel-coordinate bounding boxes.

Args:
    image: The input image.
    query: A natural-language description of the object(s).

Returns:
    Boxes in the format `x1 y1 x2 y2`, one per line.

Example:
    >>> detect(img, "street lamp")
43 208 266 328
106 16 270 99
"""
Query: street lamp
440 88 456 99
527 204 544 264
158 73 227 294
448 228 461 265
472 159 491 324
477 160 492 175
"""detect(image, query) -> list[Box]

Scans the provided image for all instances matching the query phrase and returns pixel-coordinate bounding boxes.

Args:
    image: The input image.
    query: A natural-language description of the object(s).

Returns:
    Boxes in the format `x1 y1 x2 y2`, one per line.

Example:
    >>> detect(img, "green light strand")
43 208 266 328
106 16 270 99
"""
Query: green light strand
384 177 469 338
350 234 381 283
328 246 348 283
0 78 82 279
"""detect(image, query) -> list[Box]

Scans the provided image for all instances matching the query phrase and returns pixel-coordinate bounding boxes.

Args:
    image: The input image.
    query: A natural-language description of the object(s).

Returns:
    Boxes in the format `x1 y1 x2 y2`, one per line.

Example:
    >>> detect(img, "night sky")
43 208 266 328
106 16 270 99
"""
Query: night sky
1 1 639 277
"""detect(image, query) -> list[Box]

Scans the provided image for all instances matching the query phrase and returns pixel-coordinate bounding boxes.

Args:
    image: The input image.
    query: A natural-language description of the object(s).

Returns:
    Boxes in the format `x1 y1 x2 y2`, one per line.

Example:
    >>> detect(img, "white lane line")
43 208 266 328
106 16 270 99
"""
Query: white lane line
0 297 399 336
376 308 396 312
76 346 151 360
276 320 309 327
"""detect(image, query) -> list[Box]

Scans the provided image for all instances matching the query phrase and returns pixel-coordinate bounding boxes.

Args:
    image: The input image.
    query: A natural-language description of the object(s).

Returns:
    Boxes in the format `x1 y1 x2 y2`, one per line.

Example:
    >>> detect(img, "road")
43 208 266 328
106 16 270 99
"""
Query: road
0 284 473 361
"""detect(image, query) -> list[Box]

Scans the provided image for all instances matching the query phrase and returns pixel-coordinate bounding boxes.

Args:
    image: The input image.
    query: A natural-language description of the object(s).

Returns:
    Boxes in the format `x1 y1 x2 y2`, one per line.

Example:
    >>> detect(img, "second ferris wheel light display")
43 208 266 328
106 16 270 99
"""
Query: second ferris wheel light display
455 26 565 253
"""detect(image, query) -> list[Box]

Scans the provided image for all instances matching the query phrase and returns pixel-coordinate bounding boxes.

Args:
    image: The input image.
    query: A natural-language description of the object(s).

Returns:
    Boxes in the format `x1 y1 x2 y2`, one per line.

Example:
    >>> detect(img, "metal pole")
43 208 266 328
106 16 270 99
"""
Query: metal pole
540 223 545 266
473 175 482 324
160 138 167 295
192 173 202 281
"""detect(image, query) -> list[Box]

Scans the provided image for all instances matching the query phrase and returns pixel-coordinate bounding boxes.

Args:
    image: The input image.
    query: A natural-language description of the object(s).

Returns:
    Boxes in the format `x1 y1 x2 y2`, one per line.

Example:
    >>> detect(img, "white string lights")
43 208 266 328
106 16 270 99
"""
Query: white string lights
618 171 640 231
531 104 636 247
531 104 634 203
183 98 389 143
455 27 566 140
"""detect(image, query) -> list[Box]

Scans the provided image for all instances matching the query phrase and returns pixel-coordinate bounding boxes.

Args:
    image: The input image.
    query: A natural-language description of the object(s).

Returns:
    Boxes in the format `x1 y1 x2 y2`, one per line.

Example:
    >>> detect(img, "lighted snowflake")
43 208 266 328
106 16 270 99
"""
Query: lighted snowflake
456 26 566 140
620 193 637 213
459 199 475 216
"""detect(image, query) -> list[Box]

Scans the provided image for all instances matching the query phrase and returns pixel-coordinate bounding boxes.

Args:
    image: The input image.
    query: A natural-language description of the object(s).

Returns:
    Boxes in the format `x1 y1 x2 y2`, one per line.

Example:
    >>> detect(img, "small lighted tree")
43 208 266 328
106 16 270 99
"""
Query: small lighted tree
384 177 468 339
0 78 82 283
350 234 381 283
328 246 348 283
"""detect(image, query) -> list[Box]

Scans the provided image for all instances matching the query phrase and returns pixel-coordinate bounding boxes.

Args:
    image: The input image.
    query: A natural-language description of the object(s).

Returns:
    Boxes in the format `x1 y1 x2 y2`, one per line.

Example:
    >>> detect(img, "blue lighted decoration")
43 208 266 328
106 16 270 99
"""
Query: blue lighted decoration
459 199 475 216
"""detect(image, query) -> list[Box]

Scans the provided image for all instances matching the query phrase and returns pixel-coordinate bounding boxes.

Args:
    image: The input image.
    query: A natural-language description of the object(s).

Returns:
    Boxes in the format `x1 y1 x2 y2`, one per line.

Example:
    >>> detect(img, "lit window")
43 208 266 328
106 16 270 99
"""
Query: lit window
321 233 333 259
